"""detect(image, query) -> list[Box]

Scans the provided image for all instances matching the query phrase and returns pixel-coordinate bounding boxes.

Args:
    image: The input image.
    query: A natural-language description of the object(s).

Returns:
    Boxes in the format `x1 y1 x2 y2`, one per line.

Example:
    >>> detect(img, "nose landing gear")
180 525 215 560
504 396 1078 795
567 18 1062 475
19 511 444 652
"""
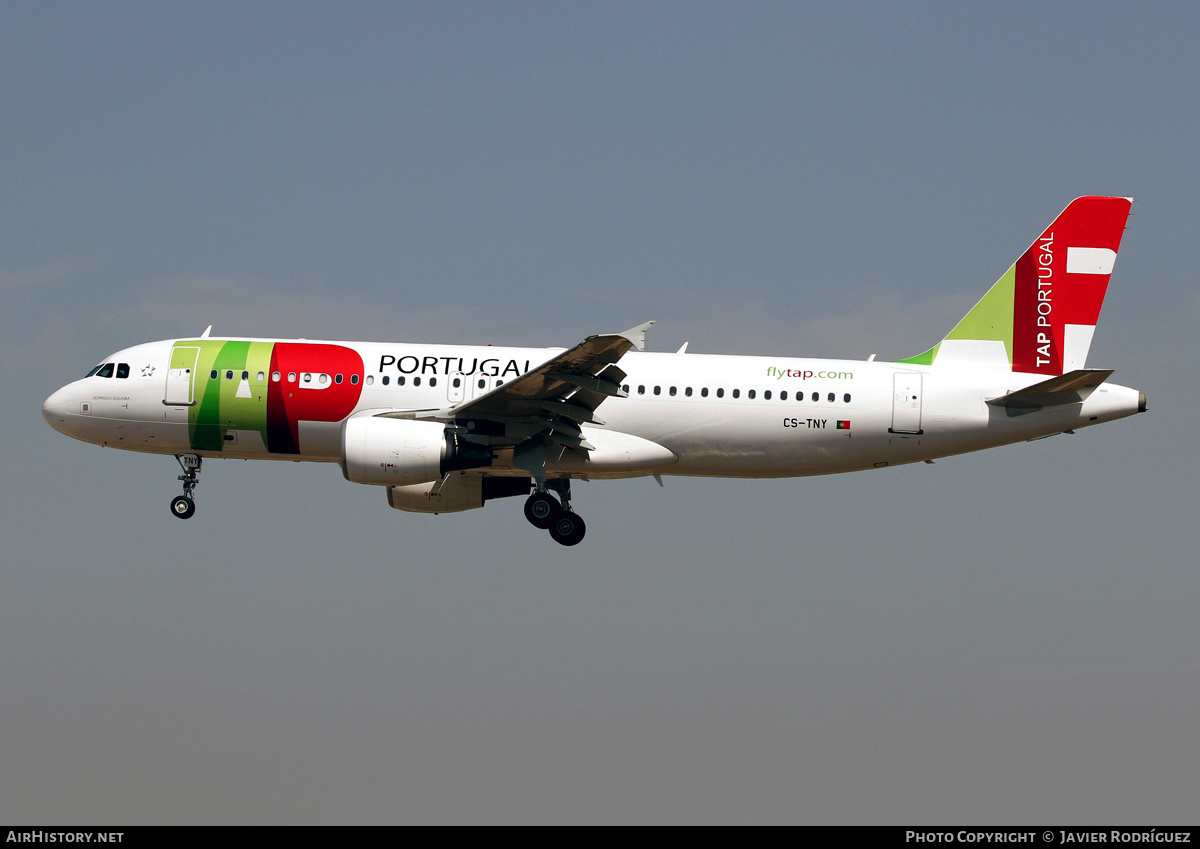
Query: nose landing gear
170 454 202 519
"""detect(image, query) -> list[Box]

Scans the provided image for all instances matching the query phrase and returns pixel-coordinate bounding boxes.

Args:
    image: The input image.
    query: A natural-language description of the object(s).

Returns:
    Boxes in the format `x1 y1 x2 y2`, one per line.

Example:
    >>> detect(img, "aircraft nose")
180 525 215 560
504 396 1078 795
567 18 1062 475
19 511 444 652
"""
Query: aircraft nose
42 385 76 434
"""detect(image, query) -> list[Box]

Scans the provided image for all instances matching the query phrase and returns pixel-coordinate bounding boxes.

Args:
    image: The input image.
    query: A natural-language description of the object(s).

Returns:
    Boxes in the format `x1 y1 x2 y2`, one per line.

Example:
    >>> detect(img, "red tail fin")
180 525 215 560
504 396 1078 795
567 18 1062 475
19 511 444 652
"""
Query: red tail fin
1011 196 1131 375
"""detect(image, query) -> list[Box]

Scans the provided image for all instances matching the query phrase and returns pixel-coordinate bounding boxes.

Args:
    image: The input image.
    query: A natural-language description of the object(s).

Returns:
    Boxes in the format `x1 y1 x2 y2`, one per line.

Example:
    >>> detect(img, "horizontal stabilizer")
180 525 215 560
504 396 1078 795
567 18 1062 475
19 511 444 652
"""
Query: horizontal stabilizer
987 368 1114 416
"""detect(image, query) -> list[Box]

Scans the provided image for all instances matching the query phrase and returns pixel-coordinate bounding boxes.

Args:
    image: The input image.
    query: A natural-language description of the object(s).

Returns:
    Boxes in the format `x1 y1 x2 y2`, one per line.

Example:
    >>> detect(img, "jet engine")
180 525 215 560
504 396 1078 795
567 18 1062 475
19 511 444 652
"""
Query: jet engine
340 417 492 486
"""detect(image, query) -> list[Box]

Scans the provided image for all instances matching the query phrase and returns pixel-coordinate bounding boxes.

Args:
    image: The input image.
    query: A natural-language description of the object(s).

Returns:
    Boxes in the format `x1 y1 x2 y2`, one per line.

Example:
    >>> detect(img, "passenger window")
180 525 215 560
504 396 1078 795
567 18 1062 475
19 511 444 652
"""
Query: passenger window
623 384 630 393
226 370 234 380
732 389 740 399
669 386 677 396
811 392 819 402
382 375 390 385
272 371 281 382
288 372 297 382
365 375 374 385
716 388 724 398
844 393 852 403
763 390 771 400
97 363 114 378
302 373 311 384
748 389 756 399
653 386 661 396
351 374 360 385
398 376 406 386
429 378 437 387
241 371 249 381
257 371 266 382
478 379 486 389
116 363 130 378
685 387 693 397
413 377 421 387
638 385 645 395
780 391 788 400
319 373 328 385
334 374 343 384
453 377 461 388
210 369 219 380
828 392 835 403
701 388 709 397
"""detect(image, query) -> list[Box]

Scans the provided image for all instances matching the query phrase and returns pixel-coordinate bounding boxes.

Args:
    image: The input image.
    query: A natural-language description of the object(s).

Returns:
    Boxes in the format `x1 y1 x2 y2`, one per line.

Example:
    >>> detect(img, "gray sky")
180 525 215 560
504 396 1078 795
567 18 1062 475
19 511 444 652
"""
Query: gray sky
3 1 1197 824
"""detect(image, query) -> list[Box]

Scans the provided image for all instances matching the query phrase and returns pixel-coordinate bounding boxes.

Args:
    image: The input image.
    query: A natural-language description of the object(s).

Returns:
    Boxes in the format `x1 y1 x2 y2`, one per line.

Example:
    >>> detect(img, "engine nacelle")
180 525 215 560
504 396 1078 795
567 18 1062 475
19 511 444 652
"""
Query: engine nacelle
387 474 532 514
387 475 483 513
341 417 490 486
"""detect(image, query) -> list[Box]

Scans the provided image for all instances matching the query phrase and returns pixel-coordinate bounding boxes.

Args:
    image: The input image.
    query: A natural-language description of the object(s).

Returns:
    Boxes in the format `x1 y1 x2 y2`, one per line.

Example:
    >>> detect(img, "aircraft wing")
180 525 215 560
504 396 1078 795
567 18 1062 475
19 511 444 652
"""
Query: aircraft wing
381 321 654 452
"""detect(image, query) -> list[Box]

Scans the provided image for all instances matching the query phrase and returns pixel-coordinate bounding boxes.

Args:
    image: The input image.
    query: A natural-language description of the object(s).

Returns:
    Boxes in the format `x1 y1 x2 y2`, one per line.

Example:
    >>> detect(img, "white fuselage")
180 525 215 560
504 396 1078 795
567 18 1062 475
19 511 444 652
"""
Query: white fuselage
43 337 1144 480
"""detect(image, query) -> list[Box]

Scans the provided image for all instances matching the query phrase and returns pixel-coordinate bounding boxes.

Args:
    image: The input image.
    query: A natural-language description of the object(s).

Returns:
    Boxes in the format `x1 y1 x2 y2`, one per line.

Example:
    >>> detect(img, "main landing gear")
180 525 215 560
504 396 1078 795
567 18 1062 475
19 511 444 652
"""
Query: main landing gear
523 479 586 546
170 454 202 519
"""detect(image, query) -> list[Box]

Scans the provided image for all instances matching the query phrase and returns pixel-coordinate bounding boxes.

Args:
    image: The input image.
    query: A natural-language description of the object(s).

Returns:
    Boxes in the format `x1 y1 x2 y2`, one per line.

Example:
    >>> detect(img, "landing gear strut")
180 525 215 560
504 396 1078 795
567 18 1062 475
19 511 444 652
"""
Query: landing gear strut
522 479 586 546
170 454 202 519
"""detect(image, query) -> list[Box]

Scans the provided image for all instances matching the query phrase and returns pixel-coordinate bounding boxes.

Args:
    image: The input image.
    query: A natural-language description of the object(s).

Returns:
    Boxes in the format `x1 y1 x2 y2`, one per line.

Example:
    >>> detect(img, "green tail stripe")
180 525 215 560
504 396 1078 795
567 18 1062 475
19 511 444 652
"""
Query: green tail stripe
897 344 938 366
898 263 1016 367
942 263 1015 360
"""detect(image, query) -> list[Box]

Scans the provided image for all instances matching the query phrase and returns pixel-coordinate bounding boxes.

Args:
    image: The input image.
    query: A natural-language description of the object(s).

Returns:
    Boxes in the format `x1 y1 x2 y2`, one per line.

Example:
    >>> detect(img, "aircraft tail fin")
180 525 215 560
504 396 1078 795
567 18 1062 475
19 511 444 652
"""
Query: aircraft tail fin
900 197 1133 375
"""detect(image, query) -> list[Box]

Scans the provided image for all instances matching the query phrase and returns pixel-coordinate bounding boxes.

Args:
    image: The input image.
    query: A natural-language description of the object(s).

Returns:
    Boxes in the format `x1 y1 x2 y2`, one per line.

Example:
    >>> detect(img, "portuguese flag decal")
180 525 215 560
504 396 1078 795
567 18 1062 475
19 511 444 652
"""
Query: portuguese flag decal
837 420 851 430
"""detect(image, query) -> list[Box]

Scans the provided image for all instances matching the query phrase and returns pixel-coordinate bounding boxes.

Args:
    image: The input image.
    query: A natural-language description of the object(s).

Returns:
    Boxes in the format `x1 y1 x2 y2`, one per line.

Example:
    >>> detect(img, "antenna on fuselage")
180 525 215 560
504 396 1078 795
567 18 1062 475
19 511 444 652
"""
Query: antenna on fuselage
200 325 212 338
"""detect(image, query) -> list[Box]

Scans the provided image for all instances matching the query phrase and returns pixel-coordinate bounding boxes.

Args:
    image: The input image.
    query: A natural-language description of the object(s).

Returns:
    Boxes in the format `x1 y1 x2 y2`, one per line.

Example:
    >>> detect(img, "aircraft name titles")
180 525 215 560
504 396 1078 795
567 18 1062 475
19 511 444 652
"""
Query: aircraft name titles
377 354 532 378
1035 232 1054 367
766 366 854 381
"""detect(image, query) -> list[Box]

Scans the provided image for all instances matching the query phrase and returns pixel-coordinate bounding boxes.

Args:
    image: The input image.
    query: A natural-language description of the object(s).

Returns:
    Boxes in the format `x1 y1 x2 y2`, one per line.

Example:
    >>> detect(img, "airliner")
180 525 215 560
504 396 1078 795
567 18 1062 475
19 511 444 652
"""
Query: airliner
43 197 1145 545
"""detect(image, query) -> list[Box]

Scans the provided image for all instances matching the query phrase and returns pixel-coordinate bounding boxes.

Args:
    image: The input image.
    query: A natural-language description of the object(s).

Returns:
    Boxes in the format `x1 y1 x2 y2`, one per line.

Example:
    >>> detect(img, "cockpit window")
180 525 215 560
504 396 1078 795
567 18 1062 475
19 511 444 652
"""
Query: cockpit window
85 364 104 378
94 363 115 378
116 363 130 379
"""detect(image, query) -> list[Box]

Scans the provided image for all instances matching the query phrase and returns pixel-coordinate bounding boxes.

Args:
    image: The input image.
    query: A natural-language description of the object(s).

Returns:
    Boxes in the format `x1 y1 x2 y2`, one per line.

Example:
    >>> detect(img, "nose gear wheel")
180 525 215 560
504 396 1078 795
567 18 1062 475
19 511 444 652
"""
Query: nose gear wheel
171 454 202 520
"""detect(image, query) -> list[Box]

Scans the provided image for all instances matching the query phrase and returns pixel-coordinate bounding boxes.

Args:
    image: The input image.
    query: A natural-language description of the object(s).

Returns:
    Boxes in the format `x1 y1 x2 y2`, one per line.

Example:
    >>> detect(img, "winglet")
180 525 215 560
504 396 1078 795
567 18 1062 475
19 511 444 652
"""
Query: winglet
617 320 656 352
